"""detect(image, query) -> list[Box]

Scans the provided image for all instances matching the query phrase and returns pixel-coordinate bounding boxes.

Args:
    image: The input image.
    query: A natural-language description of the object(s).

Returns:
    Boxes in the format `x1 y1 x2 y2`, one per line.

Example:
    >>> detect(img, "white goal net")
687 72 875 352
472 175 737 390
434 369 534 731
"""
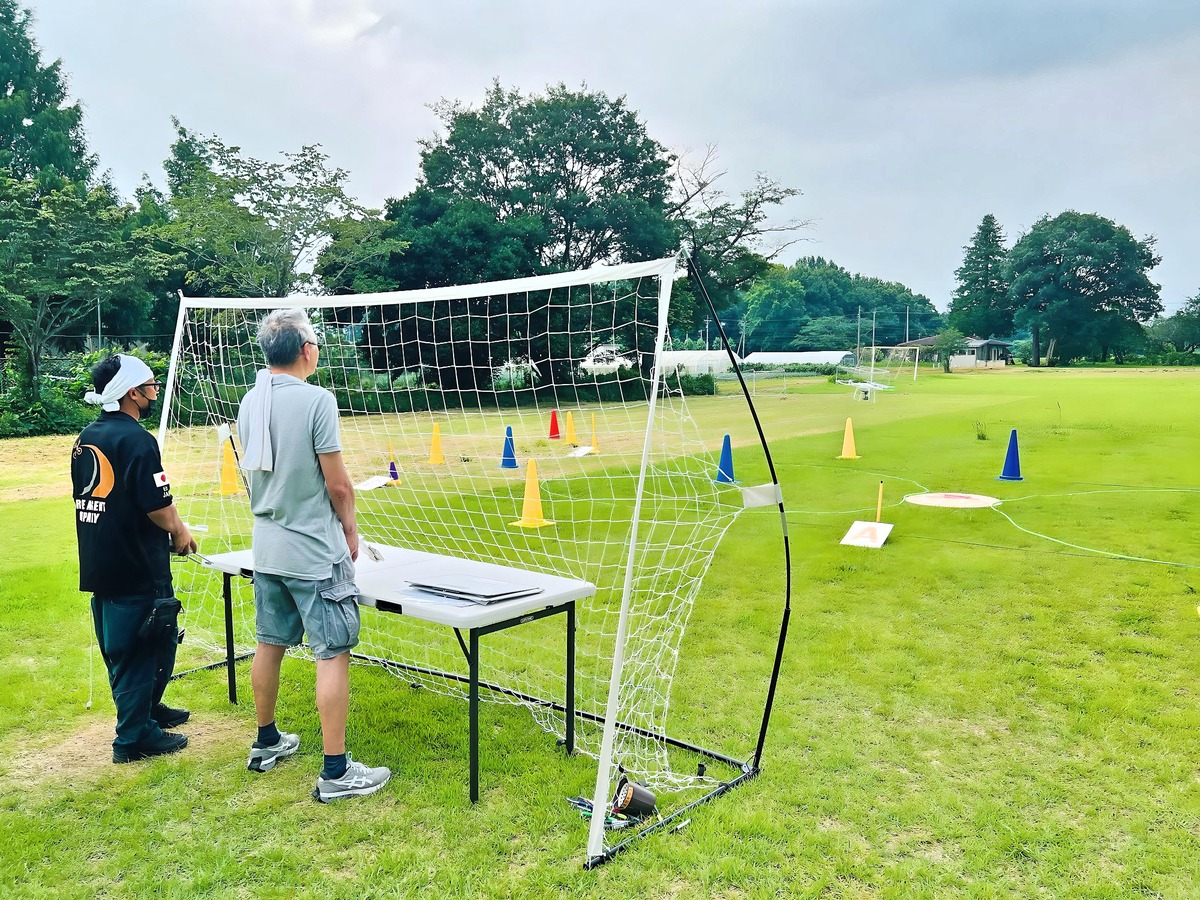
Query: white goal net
835 344 920 397
158 256 786 862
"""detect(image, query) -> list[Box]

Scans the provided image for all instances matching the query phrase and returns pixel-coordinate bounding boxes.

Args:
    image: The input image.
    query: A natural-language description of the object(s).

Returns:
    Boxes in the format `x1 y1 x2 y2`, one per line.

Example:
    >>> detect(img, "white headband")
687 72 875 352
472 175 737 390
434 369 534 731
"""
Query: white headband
84 355 155 412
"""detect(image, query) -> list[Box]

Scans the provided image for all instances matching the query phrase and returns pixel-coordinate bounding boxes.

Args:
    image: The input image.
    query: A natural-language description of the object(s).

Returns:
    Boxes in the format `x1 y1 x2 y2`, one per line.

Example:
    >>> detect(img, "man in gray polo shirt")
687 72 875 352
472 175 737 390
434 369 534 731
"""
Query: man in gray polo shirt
236 308 390 802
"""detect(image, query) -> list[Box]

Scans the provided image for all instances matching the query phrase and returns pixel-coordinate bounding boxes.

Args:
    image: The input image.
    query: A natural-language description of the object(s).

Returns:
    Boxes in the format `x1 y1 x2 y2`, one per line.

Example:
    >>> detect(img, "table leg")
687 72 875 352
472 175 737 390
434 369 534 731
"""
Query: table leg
566 602 575 754
223 573 237 704
469 627 479 803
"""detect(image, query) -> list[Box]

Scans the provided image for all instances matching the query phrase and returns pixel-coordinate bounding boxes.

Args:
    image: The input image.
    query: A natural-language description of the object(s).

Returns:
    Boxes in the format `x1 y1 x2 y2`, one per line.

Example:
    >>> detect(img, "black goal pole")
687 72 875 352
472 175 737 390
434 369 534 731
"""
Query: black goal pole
685 252 793 772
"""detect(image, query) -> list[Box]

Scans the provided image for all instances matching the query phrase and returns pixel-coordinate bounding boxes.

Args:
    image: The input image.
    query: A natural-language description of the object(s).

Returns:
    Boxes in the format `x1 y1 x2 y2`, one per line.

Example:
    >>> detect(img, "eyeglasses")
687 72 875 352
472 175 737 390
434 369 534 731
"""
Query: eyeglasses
139 381 163 389
304 340 322 350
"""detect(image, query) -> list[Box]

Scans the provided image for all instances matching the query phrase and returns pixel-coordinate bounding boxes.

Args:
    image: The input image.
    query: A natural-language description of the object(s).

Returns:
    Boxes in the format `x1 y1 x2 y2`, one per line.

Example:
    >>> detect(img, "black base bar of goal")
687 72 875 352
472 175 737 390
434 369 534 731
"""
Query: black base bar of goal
352 651 747 771
585 765 760 870
172 652 255 681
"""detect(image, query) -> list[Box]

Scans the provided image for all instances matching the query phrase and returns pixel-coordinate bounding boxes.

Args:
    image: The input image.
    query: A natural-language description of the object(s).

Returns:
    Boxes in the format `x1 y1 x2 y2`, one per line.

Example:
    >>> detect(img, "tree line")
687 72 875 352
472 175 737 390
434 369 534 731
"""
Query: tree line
1 3 820 432
948 212 1195 366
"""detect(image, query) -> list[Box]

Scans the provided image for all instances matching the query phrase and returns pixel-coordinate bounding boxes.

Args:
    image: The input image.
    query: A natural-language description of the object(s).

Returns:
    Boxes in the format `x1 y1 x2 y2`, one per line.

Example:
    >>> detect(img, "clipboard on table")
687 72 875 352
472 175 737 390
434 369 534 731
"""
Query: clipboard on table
406 574 544 605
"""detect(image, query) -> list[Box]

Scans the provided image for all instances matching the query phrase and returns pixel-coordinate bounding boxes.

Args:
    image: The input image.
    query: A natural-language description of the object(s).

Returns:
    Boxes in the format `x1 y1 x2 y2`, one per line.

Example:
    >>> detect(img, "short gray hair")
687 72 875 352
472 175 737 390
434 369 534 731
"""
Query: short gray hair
257 309 317 367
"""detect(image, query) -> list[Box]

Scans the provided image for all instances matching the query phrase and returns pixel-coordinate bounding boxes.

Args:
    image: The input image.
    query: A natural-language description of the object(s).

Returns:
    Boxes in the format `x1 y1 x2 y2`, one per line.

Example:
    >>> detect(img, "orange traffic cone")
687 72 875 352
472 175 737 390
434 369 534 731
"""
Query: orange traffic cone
564 411 578 446
548 409 561 440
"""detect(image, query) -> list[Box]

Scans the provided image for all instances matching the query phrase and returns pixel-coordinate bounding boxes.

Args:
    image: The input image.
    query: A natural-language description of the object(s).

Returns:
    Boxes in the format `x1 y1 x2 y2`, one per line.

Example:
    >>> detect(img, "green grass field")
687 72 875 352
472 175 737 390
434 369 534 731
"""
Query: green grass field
2 367 1199 898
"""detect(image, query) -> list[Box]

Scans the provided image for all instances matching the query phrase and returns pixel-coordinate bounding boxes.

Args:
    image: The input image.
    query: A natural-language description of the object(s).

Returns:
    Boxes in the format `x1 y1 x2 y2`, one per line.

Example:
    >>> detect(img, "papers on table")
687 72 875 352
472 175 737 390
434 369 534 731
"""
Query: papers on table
406 575 544 605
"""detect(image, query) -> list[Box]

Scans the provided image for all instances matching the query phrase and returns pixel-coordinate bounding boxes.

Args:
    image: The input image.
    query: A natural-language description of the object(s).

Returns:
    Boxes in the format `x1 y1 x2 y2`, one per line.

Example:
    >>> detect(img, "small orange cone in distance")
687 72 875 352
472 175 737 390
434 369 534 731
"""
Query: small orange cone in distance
220 442 243 495
564 411 578 446
837 417 860 460
548 409 561 440
428 423 445 465
510 459 554 528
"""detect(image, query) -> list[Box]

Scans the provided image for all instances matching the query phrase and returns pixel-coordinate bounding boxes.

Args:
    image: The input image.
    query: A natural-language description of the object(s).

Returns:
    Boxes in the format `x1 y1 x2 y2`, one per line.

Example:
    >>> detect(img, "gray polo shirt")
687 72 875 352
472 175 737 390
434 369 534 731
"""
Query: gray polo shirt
236 373 349 579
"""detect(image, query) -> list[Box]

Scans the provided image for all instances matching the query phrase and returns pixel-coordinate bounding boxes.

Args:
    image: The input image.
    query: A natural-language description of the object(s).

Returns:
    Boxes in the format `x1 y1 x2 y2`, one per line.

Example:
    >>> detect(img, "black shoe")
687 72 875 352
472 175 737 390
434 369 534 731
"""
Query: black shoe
152 703 190 729
113 731 189 764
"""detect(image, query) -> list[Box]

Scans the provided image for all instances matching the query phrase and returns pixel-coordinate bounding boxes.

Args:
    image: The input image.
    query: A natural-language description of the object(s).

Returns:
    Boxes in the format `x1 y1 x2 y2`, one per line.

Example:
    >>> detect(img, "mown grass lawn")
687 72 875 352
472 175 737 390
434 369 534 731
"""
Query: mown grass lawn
1 367 1198 898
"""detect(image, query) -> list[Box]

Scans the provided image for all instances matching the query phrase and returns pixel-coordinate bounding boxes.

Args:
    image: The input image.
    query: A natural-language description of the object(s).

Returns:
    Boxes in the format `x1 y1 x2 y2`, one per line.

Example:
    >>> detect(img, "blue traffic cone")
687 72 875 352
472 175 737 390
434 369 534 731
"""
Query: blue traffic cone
997 428 1023 481
500 426 518 469
715 434 736 483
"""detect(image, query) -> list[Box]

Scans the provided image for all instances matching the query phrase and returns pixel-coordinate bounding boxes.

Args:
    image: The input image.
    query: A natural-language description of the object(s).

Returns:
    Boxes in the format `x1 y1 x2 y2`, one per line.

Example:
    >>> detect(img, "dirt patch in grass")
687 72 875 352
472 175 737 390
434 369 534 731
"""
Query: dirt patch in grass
7 714 245 787
0 434 77 502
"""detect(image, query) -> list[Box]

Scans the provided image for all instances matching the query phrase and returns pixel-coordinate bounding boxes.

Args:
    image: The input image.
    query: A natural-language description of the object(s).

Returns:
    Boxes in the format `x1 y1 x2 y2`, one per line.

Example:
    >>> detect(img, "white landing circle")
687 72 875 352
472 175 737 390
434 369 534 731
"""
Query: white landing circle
905 492 1000 508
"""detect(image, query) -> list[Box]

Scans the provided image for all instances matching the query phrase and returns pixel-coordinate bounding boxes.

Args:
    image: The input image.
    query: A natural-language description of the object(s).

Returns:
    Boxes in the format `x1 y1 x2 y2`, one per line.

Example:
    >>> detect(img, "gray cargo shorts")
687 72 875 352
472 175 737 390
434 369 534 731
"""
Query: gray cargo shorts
253 556 361 660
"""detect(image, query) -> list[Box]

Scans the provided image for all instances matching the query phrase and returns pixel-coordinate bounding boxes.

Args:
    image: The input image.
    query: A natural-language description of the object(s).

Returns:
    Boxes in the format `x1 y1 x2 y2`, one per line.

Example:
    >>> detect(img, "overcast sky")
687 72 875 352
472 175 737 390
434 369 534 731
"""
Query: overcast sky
26 0 1200 312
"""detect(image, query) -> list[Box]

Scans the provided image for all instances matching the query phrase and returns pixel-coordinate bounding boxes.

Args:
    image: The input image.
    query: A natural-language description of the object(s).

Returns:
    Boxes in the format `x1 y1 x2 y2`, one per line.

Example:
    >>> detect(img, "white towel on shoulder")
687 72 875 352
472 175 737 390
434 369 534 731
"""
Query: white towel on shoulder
239 369 275 471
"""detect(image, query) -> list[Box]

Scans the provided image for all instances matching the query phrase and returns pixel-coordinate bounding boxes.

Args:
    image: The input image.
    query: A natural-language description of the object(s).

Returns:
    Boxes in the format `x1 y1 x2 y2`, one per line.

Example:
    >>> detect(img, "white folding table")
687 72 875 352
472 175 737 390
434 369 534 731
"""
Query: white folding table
199 546 595 801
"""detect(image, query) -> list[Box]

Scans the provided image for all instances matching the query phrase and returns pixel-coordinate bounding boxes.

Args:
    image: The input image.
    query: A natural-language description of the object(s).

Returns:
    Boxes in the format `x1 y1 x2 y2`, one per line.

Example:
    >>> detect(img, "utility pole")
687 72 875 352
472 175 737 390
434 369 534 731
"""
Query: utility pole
905 306 910 343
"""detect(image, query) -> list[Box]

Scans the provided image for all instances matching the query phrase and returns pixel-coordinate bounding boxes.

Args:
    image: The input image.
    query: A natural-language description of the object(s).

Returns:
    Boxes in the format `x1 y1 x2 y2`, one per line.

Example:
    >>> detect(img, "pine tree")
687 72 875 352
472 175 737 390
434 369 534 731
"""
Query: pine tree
948 214 1013 339
0 0 95 189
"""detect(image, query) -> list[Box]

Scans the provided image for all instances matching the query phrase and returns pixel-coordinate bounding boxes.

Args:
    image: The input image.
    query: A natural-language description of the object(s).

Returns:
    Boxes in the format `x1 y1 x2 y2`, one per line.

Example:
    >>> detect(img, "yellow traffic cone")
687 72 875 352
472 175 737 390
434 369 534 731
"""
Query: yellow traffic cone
220 441 243 495
837 417 860 460
590 413 599 454
428 423 445 465
564 411 578 447
510 459 554 528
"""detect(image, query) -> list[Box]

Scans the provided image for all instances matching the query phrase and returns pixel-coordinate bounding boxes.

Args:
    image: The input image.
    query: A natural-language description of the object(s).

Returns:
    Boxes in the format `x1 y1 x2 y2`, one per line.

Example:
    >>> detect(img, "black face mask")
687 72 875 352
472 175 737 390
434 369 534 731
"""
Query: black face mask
137 390 156 418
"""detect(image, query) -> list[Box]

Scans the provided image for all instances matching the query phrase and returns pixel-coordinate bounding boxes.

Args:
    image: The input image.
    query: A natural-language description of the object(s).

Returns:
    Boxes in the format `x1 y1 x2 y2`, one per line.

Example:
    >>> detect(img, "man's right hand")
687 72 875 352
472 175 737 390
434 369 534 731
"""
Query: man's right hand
172 524 198 557
345 528 360 562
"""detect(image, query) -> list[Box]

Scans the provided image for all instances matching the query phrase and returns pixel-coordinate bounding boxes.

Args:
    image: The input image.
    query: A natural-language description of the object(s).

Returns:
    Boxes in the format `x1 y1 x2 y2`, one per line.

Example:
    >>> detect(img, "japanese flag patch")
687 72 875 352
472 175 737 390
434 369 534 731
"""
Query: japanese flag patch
154 471 170 489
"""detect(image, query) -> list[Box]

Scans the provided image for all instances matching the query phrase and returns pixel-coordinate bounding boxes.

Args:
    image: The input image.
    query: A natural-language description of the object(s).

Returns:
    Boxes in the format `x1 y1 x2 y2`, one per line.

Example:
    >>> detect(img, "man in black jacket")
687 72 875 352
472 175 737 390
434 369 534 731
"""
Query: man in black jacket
72 354 197 763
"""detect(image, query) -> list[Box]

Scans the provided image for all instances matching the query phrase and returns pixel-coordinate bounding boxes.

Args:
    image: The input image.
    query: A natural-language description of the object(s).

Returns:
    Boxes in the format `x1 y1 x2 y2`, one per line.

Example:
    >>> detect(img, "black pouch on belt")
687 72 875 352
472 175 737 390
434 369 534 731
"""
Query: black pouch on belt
137 597 184 645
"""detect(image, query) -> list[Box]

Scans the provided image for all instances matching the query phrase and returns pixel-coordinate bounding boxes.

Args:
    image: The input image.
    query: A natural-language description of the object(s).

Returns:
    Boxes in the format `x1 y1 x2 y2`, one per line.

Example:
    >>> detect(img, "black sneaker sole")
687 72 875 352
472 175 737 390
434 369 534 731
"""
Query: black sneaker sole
113 735 189 764
153 711 190 729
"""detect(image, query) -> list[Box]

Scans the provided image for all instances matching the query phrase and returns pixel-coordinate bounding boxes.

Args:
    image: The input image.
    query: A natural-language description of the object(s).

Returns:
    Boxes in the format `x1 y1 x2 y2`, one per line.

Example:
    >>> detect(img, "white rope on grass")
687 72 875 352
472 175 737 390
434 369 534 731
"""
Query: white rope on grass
989 502 1200 570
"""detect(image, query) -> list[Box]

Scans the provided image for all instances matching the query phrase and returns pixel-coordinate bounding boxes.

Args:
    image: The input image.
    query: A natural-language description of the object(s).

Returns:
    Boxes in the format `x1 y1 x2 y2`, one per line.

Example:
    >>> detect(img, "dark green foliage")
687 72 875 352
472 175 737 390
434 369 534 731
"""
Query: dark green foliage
0 344 167 437
742 257 942 351
0 170 168 404
1007 211 1162 365
933 327 969 373
417 81 677 274
949 213 1013 338
1146 293 1200 354
0 0 94 190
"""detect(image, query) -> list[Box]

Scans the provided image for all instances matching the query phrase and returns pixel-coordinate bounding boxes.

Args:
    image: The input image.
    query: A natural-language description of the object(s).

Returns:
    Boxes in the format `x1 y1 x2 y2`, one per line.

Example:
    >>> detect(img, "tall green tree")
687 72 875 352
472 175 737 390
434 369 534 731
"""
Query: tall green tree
1147 293 1200 354
948 214 1013 338
419 81 677 274
151 120 391 298
669 146 808 325
0 171 165 401
932 327 969 373
1007 211 1161 365
0 0 94 189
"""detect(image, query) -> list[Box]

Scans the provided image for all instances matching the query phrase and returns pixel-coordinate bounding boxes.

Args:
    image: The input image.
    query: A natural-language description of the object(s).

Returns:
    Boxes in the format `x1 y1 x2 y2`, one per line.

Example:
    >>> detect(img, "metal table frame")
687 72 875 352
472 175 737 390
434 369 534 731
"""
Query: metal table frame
210 567 576 802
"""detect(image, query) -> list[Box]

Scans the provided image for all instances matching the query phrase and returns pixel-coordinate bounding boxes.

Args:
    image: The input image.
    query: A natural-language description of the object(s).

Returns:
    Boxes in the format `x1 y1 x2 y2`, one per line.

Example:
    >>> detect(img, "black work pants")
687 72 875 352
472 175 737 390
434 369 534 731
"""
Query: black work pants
91 588 181 750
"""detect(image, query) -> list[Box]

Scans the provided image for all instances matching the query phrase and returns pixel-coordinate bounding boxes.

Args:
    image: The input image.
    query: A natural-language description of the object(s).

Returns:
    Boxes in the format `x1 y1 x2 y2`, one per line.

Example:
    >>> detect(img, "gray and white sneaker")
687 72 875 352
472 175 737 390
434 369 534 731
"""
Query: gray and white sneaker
247 732 300 772
312 754 391 802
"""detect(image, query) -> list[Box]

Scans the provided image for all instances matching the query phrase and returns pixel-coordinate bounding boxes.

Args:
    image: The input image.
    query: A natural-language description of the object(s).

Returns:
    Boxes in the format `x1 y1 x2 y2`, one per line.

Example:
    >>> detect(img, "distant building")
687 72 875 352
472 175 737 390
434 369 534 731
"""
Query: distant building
898 336 1013 369
659 350 740 376
951 338 1013 369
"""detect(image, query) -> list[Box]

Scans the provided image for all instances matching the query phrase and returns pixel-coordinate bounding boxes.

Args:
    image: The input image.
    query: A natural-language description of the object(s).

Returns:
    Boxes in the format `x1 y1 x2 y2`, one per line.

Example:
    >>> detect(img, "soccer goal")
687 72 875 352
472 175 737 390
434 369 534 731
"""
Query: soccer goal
835 345 920 399
158 255 791 866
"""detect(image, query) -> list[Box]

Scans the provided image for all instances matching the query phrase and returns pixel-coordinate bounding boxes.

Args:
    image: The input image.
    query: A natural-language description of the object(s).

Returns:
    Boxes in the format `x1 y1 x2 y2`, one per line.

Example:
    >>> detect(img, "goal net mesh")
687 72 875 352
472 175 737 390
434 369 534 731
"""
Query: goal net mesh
160 258 755 796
